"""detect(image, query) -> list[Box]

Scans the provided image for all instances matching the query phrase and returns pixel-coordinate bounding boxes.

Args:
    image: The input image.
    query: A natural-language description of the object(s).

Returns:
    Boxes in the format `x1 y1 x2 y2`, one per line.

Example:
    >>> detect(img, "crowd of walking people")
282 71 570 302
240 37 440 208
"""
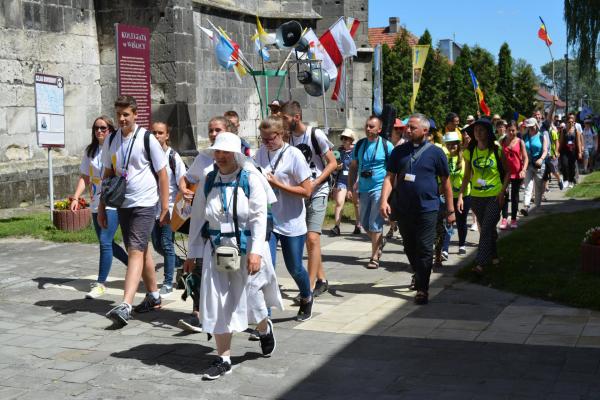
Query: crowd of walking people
70 95 598 379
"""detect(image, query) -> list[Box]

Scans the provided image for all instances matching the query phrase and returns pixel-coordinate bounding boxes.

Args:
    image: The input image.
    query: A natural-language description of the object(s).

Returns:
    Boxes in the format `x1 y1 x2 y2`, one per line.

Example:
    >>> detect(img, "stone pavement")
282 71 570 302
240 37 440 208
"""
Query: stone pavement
1 187 600 399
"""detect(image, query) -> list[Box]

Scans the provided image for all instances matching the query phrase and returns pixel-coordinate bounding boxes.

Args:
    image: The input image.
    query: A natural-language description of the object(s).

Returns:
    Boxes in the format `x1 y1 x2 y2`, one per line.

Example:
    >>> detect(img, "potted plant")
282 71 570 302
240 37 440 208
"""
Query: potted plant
581 226 600 273
52 197 91 232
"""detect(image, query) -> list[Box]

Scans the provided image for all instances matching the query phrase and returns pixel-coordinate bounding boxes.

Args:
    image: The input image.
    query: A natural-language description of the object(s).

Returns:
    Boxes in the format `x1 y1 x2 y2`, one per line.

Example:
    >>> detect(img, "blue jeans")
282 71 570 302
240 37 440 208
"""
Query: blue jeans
269 232 311 299
151 220 181 286
92 211 128 283
442 196 471 252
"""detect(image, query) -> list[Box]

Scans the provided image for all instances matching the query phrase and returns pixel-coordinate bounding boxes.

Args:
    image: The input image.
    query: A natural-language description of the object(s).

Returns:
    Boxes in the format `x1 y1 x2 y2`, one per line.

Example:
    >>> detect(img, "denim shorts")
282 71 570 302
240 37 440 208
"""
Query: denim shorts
117 206 156 252
359 190 384 233
305 196 328 234
335 181 348 190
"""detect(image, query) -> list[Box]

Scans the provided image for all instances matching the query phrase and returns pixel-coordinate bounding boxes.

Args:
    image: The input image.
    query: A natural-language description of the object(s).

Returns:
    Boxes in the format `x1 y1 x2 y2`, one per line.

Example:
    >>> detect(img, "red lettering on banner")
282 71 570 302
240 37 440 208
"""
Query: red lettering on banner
116 24 151 129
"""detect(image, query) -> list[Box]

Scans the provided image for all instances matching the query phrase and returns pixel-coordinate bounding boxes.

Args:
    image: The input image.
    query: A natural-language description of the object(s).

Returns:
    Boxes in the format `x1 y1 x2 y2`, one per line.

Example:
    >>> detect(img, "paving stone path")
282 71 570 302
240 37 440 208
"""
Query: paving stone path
1 186 600 399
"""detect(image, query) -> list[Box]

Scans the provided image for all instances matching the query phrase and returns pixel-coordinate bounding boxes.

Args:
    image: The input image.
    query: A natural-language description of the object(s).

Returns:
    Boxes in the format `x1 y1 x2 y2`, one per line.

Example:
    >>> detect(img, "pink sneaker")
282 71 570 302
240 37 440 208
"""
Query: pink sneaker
499 218 508 230
510 219 518 229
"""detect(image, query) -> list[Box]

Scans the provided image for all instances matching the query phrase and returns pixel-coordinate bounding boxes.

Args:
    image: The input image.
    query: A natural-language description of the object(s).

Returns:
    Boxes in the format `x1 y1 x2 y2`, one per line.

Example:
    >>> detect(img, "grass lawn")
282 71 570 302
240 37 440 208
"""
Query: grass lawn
323 199 358 228
0 212 119 244
456 208 600 310
566 171 600 199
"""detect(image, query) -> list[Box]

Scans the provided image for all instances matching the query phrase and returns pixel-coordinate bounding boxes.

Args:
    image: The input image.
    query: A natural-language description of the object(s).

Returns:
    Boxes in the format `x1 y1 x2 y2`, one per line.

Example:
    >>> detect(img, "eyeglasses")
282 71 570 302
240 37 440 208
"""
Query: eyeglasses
94 126 108 132
261 135 279 143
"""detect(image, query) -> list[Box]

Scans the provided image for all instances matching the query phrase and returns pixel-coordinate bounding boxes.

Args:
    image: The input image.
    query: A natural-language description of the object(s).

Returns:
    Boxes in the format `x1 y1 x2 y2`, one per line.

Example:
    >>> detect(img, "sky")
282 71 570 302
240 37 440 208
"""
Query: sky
368 0 567 76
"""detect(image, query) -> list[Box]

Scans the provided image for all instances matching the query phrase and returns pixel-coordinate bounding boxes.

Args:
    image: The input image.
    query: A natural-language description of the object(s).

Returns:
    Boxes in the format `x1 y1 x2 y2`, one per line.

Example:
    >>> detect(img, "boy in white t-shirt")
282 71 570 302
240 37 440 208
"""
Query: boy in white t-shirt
281 101 337 299
99 95 170 328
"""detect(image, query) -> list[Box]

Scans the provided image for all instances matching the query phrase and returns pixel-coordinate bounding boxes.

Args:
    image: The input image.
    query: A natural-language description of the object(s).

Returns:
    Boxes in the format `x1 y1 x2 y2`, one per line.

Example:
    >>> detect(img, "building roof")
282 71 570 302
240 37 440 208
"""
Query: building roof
368 27 418 48
536 87 566 108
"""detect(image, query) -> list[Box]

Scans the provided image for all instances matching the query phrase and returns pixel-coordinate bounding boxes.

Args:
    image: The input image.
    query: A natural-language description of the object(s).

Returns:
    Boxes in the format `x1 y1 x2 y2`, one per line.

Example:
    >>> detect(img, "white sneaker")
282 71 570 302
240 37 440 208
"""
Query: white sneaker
469 224 478 232
85 282 106 299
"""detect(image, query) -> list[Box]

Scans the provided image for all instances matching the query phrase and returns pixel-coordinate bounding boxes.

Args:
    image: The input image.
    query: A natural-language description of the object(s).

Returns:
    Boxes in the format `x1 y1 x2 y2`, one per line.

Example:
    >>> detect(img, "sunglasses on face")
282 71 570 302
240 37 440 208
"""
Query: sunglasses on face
94 126 108 132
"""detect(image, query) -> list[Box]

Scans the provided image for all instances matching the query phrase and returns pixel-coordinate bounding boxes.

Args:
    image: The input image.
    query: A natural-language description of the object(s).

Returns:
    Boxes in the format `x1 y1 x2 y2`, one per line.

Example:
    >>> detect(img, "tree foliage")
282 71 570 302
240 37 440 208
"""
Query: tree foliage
414 29 451 127
513 61 538 116
564 0 600 78
381 30 412 118
540 58 600 111
448 44 477 121
497 43 515 119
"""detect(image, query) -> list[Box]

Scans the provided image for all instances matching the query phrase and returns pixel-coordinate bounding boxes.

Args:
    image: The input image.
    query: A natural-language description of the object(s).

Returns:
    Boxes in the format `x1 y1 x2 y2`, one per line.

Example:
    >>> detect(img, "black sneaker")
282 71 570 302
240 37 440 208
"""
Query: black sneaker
330 225 341 236
133 293 162 313
313 279 329 297
259 319 276 357
292 294 302 306
353 225 362 235
296 296 314 322
247 329 260 341
106 303 131 327
520 207 529 217
202 358 232 380
408 275 416 291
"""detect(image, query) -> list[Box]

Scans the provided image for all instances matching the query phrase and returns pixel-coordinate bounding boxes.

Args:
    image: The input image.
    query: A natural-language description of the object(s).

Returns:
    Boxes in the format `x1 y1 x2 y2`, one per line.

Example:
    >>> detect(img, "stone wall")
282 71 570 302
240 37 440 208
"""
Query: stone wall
0 0 371 208
0 0 101 163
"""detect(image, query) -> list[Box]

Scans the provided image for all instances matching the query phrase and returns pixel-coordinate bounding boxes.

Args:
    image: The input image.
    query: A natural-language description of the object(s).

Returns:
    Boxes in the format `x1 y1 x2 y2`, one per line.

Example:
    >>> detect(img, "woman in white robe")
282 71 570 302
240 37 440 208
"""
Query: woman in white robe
185 132 278 380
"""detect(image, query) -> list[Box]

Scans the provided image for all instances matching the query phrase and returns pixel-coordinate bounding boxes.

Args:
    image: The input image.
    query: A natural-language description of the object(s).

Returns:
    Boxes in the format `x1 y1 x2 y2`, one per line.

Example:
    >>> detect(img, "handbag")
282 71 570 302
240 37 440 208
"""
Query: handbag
213 245 241 273
101 127 141 208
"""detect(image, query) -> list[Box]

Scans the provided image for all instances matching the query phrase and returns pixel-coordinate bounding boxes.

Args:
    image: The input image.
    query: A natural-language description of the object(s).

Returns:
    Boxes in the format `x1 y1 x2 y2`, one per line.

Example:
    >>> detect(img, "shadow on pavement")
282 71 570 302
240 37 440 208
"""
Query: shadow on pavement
111 343 263 374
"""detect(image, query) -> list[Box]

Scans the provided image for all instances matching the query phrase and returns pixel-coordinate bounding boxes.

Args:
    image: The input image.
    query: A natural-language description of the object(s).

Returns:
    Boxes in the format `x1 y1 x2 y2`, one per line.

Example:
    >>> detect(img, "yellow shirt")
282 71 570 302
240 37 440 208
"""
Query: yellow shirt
463 147 502 197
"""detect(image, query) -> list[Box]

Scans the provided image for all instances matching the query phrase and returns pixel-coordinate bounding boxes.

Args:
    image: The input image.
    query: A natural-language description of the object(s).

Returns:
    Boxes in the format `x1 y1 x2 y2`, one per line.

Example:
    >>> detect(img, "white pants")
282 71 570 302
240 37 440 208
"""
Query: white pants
523 164 545 208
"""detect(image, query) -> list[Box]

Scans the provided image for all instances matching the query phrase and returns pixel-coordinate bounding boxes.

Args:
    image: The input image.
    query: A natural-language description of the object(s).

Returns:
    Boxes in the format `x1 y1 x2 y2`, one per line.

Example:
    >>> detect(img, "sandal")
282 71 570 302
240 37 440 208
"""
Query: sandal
367 258 380 269
492 258 500 265
414 291 429 305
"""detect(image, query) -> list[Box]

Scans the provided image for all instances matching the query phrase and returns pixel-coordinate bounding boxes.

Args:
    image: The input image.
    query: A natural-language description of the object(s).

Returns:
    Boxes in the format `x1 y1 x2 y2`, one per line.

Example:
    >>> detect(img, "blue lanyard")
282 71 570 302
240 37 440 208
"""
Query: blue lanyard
219 178 236 222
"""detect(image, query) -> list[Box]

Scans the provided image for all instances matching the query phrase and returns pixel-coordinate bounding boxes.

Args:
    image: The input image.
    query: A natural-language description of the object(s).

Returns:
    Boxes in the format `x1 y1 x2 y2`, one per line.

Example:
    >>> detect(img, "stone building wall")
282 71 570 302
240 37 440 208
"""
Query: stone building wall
0 0 371 208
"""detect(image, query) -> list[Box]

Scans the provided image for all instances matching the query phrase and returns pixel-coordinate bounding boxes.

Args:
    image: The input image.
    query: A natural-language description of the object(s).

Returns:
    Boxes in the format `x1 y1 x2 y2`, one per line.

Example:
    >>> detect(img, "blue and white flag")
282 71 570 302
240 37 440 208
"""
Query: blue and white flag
255 37 270 62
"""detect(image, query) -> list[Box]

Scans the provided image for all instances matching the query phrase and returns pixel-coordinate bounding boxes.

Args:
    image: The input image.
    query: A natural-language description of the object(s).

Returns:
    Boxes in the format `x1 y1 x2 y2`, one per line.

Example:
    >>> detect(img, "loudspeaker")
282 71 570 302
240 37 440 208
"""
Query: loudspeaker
275 21 303 49
379 103 397 140
298 68 331 97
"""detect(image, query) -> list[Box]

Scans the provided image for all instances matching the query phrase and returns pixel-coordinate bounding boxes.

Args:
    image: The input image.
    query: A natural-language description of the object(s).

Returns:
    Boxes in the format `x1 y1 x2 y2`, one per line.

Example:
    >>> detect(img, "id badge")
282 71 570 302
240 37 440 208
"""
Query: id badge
220 222 234 234
404 173 416 182
477 178 487 186
568 140 574 145
343 170 349 176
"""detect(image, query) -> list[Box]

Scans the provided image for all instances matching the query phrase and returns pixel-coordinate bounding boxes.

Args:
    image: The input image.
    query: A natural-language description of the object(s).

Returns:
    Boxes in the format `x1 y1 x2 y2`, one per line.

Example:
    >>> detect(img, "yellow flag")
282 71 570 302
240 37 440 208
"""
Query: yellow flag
410 45 430 112
251 16 276 45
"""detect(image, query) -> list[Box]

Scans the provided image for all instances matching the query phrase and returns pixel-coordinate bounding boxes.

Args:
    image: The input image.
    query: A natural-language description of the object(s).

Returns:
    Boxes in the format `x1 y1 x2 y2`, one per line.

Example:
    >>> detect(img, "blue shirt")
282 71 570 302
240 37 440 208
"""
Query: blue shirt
336 147 353 185
352 136 394 193
387 141 449 213
524 132 544 159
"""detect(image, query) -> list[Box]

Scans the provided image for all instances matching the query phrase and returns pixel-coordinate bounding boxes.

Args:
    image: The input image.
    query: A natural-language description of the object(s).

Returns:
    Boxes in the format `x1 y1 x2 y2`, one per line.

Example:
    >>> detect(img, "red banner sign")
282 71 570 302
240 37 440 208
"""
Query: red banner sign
115 24 151 129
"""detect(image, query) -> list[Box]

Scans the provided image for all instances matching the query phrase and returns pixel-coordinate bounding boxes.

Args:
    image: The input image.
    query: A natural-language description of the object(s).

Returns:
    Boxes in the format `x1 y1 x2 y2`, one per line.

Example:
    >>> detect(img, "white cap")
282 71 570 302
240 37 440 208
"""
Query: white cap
443 131 461 143
524 117 538 128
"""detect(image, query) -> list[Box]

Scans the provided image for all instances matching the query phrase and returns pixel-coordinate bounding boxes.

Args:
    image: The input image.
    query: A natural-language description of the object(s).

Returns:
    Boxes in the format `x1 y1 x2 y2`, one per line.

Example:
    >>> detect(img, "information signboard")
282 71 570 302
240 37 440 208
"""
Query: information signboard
115 23 151 128
35 73 65 148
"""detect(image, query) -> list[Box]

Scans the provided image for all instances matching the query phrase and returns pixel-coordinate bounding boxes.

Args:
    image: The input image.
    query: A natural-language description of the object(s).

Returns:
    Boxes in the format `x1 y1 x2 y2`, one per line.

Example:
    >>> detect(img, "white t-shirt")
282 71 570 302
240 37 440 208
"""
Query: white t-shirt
254 144 311 237
101 125 167 208
79 148 105 213
156 147 187 217
289 126 333 199
185 152 215 188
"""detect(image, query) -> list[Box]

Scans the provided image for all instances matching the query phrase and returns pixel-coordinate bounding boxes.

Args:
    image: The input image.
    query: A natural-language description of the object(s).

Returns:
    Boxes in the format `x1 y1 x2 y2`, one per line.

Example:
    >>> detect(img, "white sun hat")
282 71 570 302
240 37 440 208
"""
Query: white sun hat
202 132 248 165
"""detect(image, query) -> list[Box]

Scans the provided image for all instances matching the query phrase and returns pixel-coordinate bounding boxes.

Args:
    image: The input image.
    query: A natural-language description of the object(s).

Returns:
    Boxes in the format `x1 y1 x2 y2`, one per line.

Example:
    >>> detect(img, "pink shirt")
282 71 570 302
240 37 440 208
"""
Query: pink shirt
502 138 523 179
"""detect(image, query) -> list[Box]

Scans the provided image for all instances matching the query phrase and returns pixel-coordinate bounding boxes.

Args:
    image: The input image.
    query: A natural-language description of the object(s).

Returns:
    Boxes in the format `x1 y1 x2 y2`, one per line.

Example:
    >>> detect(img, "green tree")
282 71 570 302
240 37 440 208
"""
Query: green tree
540 58 600 111
414 29 451 129
448 44 476 121
497 42 515 119
471 46 501 116
564 0 600 77
381 30 412 117
513 60 538 116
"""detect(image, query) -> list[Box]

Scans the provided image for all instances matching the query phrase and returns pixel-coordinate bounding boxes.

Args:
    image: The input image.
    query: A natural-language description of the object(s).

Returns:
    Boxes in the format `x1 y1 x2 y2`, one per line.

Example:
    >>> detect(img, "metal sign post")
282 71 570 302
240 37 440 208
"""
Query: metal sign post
34 73 65 219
